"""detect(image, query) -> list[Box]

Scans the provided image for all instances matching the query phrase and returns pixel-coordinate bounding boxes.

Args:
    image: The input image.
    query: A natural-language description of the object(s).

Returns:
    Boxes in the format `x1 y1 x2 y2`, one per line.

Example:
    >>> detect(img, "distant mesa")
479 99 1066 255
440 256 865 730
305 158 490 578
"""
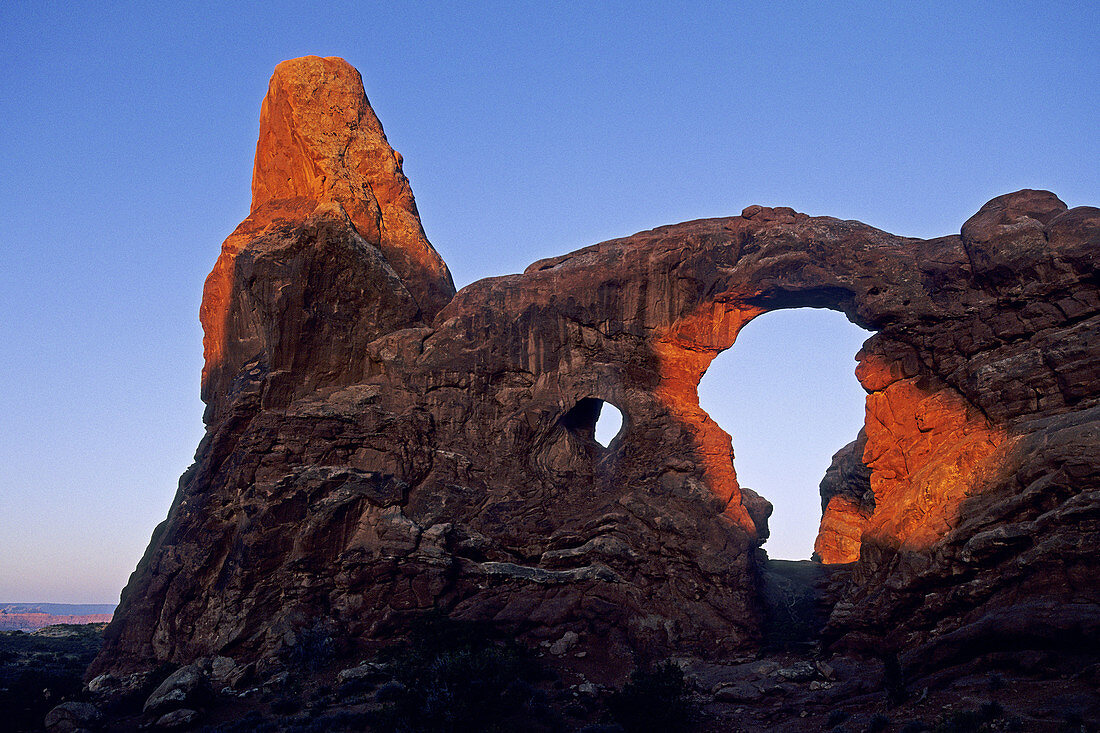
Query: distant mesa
87 54 1099 726
0 604 114 632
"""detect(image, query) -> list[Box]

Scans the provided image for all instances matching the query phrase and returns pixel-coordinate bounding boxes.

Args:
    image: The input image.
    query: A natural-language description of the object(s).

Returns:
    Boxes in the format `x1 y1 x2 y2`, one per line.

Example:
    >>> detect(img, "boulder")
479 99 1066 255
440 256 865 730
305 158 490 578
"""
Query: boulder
776 662 817 682
143 664 205 715
208 656 236 685
155 708 199 729
86 673 117 695
814 431 873 563
714 682 763 703
43 702 101 732
550 631 580 655
336 662 387 685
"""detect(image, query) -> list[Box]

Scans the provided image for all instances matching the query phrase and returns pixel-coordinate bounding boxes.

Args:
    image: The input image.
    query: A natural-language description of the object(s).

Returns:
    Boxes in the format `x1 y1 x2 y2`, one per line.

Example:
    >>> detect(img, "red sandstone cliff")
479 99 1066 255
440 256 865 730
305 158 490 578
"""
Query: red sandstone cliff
90 58 1100 695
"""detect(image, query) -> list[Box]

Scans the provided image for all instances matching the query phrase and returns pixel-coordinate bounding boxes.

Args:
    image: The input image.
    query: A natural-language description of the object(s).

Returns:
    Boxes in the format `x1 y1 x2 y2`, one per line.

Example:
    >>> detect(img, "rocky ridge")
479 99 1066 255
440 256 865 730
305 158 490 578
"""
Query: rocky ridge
84 56 1098 729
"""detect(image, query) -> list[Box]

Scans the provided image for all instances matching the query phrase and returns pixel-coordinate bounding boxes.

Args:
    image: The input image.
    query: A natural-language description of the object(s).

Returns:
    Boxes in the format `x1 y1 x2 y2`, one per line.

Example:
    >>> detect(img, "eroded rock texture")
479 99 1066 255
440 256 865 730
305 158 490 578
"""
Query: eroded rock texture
90 57 1099 681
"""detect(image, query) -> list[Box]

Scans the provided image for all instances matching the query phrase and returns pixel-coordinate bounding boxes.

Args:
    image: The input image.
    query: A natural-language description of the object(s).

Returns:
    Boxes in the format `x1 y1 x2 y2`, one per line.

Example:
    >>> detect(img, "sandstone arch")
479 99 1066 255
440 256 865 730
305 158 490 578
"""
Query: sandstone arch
91 57 1100 682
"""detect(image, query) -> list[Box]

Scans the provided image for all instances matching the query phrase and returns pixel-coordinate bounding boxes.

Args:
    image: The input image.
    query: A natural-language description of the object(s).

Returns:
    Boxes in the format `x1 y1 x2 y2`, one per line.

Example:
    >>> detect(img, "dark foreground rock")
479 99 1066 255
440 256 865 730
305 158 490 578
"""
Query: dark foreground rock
85 55 1099 729
72 618 1100 731
43 701 101 732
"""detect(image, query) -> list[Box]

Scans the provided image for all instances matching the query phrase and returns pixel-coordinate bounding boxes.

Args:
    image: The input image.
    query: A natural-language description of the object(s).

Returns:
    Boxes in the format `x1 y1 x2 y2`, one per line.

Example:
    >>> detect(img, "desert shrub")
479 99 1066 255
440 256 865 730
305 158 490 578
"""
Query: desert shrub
283 621 335 674
980 701 1003 719
375 679 407 703
932 700 1009 733
866 713 890 732
285 710 371 733
605 661 696 733
335 675 374 698
270 693 301 715
375 645 546 731
370 613 557 733
934 708 987 732
200 710 279 733
827 710 851 727
1058 712 1086 733
565 701 588 719
0 626 105 731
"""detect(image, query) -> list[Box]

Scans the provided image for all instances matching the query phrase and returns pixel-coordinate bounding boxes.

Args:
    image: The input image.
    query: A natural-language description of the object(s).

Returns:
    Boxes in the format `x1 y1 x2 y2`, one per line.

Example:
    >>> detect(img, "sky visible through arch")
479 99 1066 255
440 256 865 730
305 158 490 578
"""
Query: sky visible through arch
698 310 872 560
0 2 1096 603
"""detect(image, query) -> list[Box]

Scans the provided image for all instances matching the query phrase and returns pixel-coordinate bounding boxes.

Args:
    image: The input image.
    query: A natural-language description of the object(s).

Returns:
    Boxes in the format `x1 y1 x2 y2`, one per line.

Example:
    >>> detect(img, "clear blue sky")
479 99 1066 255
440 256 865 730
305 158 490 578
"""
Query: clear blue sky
0 2 1095 601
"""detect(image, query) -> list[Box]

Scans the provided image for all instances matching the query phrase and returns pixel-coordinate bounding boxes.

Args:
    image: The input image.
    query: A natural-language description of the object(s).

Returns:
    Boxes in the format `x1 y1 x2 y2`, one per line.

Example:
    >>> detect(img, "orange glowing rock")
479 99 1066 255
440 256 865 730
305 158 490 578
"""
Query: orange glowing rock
859 363 1009 553
251 56 453 318
200 56 454 409
652 303 767 535
816 495 872 564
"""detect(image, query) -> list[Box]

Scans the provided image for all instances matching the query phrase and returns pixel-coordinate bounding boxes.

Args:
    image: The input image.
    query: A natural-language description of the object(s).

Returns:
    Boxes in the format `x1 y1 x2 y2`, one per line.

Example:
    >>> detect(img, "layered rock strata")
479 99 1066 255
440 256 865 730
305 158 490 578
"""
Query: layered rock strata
90 57 1100 681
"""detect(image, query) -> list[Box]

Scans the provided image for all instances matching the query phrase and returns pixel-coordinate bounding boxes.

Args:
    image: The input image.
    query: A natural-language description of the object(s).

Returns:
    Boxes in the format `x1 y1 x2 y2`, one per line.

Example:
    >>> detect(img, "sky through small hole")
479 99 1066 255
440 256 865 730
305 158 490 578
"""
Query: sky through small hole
594 403 624 447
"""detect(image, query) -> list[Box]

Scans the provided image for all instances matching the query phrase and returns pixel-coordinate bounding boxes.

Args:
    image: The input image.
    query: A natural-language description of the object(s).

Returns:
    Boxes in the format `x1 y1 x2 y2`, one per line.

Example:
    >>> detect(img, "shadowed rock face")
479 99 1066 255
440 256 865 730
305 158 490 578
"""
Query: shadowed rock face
89 57 1100 680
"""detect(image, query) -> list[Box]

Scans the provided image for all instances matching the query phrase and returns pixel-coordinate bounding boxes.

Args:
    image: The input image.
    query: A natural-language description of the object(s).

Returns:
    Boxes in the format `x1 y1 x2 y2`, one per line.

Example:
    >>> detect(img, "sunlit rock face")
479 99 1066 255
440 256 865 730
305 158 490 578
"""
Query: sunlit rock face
90 57 1100 680
815 431 873 564
200 56 454 424
251 56 453 317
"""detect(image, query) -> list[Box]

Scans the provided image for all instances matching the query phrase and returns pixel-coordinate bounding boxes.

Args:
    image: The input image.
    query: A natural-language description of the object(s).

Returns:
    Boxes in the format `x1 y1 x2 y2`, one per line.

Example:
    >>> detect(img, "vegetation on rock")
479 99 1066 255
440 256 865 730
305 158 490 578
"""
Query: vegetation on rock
0 624 105 732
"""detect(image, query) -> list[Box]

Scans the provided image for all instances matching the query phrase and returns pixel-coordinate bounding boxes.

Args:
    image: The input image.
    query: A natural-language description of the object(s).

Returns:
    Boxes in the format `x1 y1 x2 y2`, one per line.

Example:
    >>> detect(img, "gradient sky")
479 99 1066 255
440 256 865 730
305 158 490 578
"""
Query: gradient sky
0 2 1095 602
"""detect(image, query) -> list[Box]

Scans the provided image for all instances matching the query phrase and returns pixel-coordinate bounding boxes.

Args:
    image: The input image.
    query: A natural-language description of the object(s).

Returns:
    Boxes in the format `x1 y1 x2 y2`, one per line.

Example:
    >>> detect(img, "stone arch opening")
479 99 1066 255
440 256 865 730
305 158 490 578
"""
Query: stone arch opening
698 307 872 559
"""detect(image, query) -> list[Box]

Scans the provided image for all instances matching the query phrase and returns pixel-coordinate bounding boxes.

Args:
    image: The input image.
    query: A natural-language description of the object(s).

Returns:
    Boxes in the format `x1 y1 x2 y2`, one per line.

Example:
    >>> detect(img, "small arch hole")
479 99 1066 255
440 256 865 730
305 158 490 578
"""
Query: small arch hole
560 398 625 448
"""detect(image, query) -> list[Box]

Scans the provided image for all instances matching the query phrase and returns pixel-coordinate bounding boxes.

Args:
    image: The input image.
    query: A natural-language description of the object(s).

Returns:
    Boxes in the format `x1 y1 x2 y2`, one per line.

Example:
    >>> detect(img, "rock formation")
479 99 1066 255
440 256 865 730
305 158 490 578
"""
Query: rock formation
199 55 453 424
814 431 874 564
90 57 1100 691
